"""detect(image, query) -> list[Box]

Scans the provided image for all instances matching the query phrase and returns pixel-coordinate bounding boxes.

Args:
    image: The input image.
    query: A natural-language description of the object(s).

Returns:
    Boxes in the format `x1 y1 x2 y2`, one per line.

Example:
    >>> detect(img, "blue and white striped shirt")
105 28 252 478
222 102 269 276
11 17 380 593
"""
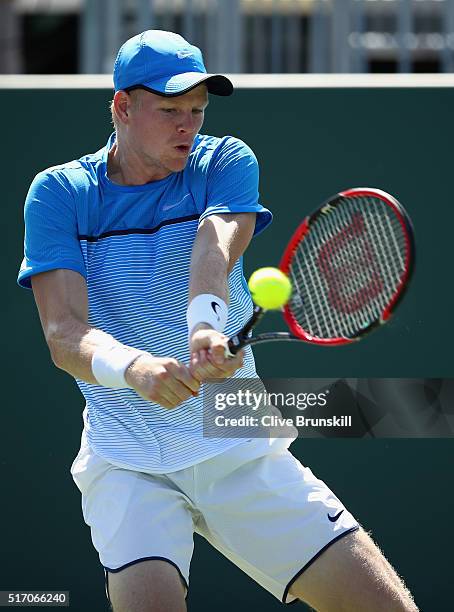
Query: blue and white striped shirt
18 132 272 472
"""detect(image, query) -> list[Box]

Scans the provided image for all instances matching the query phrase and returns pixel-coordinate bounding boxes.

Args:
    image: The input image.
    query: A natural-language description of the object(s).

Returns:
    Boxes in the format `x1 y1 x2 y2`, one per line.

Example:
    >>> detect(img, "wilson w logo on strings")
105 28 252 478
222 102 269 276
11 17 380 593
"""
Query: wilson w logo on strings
316 212 384 315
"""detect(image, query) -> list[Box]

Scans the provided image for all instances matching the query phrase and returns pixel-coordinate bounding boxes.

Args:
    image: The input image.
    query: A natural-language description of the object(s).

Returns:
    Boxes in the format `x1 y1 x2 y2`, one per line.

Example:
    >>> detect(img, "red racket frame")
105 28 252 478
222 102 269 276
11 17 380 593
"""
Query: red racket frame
278 188 415 346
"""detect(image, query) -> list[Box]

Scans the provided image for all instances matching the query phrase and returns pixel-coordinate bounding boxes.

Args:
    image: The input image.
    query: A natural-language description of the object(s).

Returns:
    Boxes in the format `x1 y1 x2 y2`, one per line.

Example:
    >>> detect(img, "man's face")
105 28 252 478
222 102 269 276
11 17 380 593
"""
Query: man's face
124 84 209 176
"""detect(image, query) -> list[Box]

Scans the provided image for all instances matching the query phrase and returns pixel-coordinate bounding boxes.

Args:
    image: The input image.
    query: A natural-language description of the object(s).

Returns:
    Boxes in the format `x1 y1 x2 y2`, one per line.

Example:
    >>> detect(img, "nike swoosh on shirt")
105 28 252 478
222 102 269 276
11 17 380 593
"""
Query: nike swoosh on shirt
162 193 191 211
177 51 194 59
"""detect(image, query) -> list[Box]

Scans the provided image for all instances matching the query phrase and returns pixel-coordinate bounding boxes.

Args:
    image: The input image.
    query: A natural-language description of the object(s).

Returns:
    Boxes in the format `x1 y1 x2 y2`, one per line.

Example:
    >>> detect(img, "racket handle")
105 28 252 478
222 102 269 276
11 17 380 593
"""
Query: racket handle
226 332 300 356
225 305 264 357
225 336 243 357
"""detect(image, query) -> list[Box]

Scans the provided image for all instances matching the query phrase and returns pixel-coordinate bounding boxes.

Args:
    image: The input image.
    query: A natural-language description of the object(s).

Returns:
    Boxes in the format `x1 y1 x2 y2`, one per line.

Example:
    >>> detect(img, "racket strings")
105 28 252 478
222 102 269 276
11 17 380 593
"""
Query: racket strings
288 196 409 339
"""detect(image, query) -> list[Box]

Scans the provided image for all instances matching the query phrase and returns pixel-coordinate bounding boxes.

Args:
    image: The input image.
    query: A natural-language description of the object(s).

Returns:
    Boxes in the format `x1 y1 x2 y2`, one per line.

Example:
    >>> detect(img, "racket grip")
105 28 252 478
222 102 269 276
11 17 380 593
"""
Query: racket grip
225 336 242 358
225 306 263 357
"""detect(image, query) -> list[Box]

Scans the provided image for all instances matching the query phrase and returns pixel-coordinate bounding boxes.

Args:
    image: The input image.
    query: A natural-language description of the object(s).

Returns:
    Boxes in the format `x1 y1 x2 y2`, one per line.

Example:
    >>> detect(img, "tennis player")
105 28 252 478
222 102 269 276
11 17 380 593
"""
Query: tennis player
18 30 418 612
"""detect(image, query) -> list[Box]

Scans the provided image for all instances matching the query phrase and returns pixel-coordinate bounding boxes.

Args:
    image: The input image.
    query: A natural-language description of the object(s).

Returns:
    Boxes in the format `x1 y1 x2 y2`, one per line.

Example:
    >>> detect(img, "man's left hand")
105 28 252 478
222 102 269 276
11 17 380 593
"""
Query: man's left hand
189 324 244 382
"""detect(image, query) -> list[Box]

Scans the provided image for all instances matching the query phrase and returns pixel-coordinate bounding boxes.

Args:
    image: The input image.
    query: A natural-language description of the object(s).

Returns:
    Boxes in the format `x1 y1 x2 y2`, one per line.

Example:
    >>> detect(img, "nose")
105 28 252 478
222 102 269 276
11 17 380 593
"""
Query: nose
177 112 198 134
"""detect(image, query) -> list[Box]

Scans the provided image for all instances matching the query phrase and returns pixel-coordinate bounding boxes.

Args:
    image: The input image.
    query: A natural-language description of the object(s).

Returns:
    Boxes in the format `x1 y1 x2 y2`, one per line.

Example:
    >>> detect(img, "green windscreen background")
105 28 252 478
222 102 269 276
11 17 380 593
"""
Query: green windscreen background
3 86 453 611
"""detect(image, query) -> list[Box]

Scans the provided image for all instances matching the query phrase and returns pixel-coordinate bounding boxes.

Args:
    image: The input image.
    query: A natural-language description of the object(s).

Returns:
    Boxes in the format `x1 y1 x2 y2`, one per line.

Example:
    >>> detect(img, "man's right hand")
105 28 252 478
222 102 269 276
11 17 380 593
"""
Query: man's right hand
125 353 201 409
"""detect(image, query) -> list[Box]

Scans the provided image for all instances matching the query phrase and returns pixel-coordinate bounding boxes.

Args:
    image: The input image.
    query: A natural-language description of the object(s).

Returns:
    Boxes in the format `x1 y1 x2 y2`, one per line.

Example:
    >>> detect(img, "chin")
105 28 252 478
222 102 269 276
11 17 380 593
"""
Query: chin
168 158 189 173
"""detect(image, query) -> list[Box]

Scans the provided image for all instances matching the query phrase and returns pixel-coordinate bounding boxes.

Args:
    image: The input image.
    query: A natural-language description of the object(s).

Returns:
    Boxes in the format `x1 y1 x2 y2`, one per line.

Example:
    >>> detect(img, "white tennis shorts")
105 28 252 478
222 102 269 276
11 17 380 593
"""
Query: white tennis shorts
71 437 359 604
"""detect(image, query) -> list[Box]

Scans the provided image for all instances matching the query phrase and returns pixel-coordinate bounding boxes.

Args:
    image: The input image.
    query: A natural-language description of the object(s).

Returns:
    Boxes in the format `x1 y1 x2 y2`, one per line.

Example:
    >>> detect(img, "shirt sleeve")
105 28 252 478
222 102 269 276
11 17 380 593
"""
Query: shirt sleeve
17 169 86 290
200 137 273 236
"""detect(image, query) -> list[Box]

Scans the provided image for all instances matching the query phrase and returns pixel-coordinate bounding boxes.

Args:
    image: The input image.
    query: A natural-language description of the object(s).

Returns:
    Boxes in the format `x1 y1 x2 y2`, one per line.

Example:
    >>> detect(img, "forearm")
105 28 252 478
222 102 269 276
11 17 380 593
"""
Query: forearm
46 317 200 404
188 212 256 303
47 319 136 383
188 247 229 303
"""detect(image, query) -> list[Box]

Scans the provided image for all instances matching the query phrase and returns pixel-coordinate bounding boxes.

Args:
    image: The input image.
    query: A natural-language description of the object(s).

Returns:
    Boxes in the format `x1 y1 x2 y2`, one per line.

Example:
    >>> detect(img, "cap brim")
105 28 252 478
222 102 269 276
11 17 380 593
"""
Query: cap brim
126 72 233 97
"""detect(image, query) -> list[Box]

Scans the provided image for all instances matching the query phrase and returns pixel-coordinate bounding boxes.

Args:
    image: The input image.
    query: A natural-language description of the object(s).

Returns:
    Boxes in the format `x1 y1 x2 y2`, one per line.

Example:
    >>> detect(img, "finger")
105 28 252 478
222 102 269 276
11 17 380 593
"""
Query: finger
189 364 204 383
191 350 221 380
173 366 201 396
189 352 202 379
162 359 200 396
190 349 209 371
204 356 244 380
154 386 182 409
207 349 243 373
201 361 230 379
164 381 193 404
192 363 219 380
190 331 228 356
161 365 198 402
209 344 228 366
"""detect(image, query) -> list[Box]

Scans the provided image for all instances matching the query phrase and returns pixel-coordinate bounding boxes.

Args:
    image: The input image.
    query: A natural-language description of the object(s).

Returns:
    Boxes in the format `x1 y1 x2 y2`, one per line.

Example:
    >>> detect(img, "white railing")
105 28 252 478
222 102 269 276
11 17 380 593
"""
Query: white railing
2 0 454 74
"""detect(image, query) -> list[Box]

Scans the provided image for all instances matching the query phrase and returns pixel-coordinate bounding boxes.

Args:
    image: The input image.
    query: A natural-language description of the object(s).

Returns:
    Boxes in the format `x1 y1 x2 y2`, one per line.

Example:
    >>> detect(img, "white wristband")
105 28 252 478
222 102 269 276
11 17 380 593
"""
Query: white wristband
186 294 228 336
91 344 145 389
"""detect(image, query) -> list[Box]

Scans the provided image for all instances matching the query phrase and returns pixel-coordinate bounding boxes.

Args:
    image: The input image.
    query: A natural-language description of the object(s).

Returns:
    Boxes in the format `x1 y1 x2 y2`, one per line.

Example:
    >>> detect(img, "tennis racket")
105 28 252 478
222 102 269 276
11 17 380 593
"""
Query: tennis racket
227 187 415 354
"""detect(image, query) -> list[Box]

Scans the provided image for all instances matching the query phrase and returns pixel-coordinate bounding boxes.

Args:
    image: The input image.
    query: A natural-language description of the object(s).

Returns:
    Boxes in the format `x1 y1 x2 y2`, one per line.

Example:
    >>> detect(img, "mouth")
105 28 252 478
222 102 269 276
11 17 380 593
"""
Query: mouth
174 144 191 155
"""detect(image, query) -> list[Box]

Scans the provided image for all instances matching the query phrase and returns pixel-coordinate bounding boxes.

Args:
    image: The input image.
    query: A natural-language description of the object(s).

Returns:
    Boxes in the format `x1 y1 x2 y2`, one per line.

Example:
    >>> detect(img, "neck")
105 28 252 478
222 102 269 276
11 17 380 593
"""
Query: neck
107 137 171 185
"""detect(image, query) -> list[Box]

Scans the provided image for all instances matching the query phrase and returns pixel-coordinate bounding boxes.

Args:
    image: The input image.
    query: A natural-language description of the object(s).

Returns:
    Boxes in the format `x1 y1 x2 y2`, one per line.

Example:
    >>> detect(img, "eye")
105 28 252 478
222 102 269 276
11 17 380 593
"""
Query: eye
161 108 175 114
192 109 204 115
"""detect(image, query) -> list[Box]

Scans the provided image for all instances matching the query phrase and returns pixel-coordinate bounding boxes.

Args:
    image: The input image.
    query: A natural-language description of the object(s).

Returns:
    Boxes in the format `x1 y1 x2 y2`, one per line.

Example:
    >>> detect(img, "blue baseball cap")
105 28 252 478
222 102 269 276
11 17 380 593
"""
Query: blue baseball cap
113 30 233 97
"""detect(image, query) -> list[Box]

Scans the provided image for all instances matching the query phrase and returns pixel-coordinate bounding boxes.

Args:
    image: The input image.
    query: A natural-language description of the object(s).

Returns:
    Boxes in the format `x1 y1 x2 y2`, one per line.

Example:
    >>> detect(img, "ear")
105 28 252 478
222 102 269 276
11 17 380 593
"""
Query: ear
112 90 132 125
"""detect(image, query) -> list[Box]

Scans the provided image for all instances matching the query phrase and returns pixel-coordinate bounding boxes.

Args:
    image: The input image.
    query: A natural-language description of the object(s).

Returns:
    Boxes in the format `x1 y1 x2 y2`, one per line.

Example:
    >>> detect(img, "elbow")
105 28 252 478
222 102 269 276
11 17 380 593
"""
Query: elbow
44 324 66 370
47 339 63 370
48 345 64 370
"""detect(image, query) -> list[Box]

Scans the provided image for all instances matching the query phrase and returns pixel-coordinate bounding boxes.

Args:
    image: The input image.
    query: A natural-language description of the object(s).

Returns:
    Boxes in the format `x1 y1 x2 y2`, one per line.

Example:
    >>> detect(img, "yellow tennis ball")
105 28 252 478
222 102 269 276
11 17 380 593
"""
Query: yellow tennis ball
248 267 292 310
